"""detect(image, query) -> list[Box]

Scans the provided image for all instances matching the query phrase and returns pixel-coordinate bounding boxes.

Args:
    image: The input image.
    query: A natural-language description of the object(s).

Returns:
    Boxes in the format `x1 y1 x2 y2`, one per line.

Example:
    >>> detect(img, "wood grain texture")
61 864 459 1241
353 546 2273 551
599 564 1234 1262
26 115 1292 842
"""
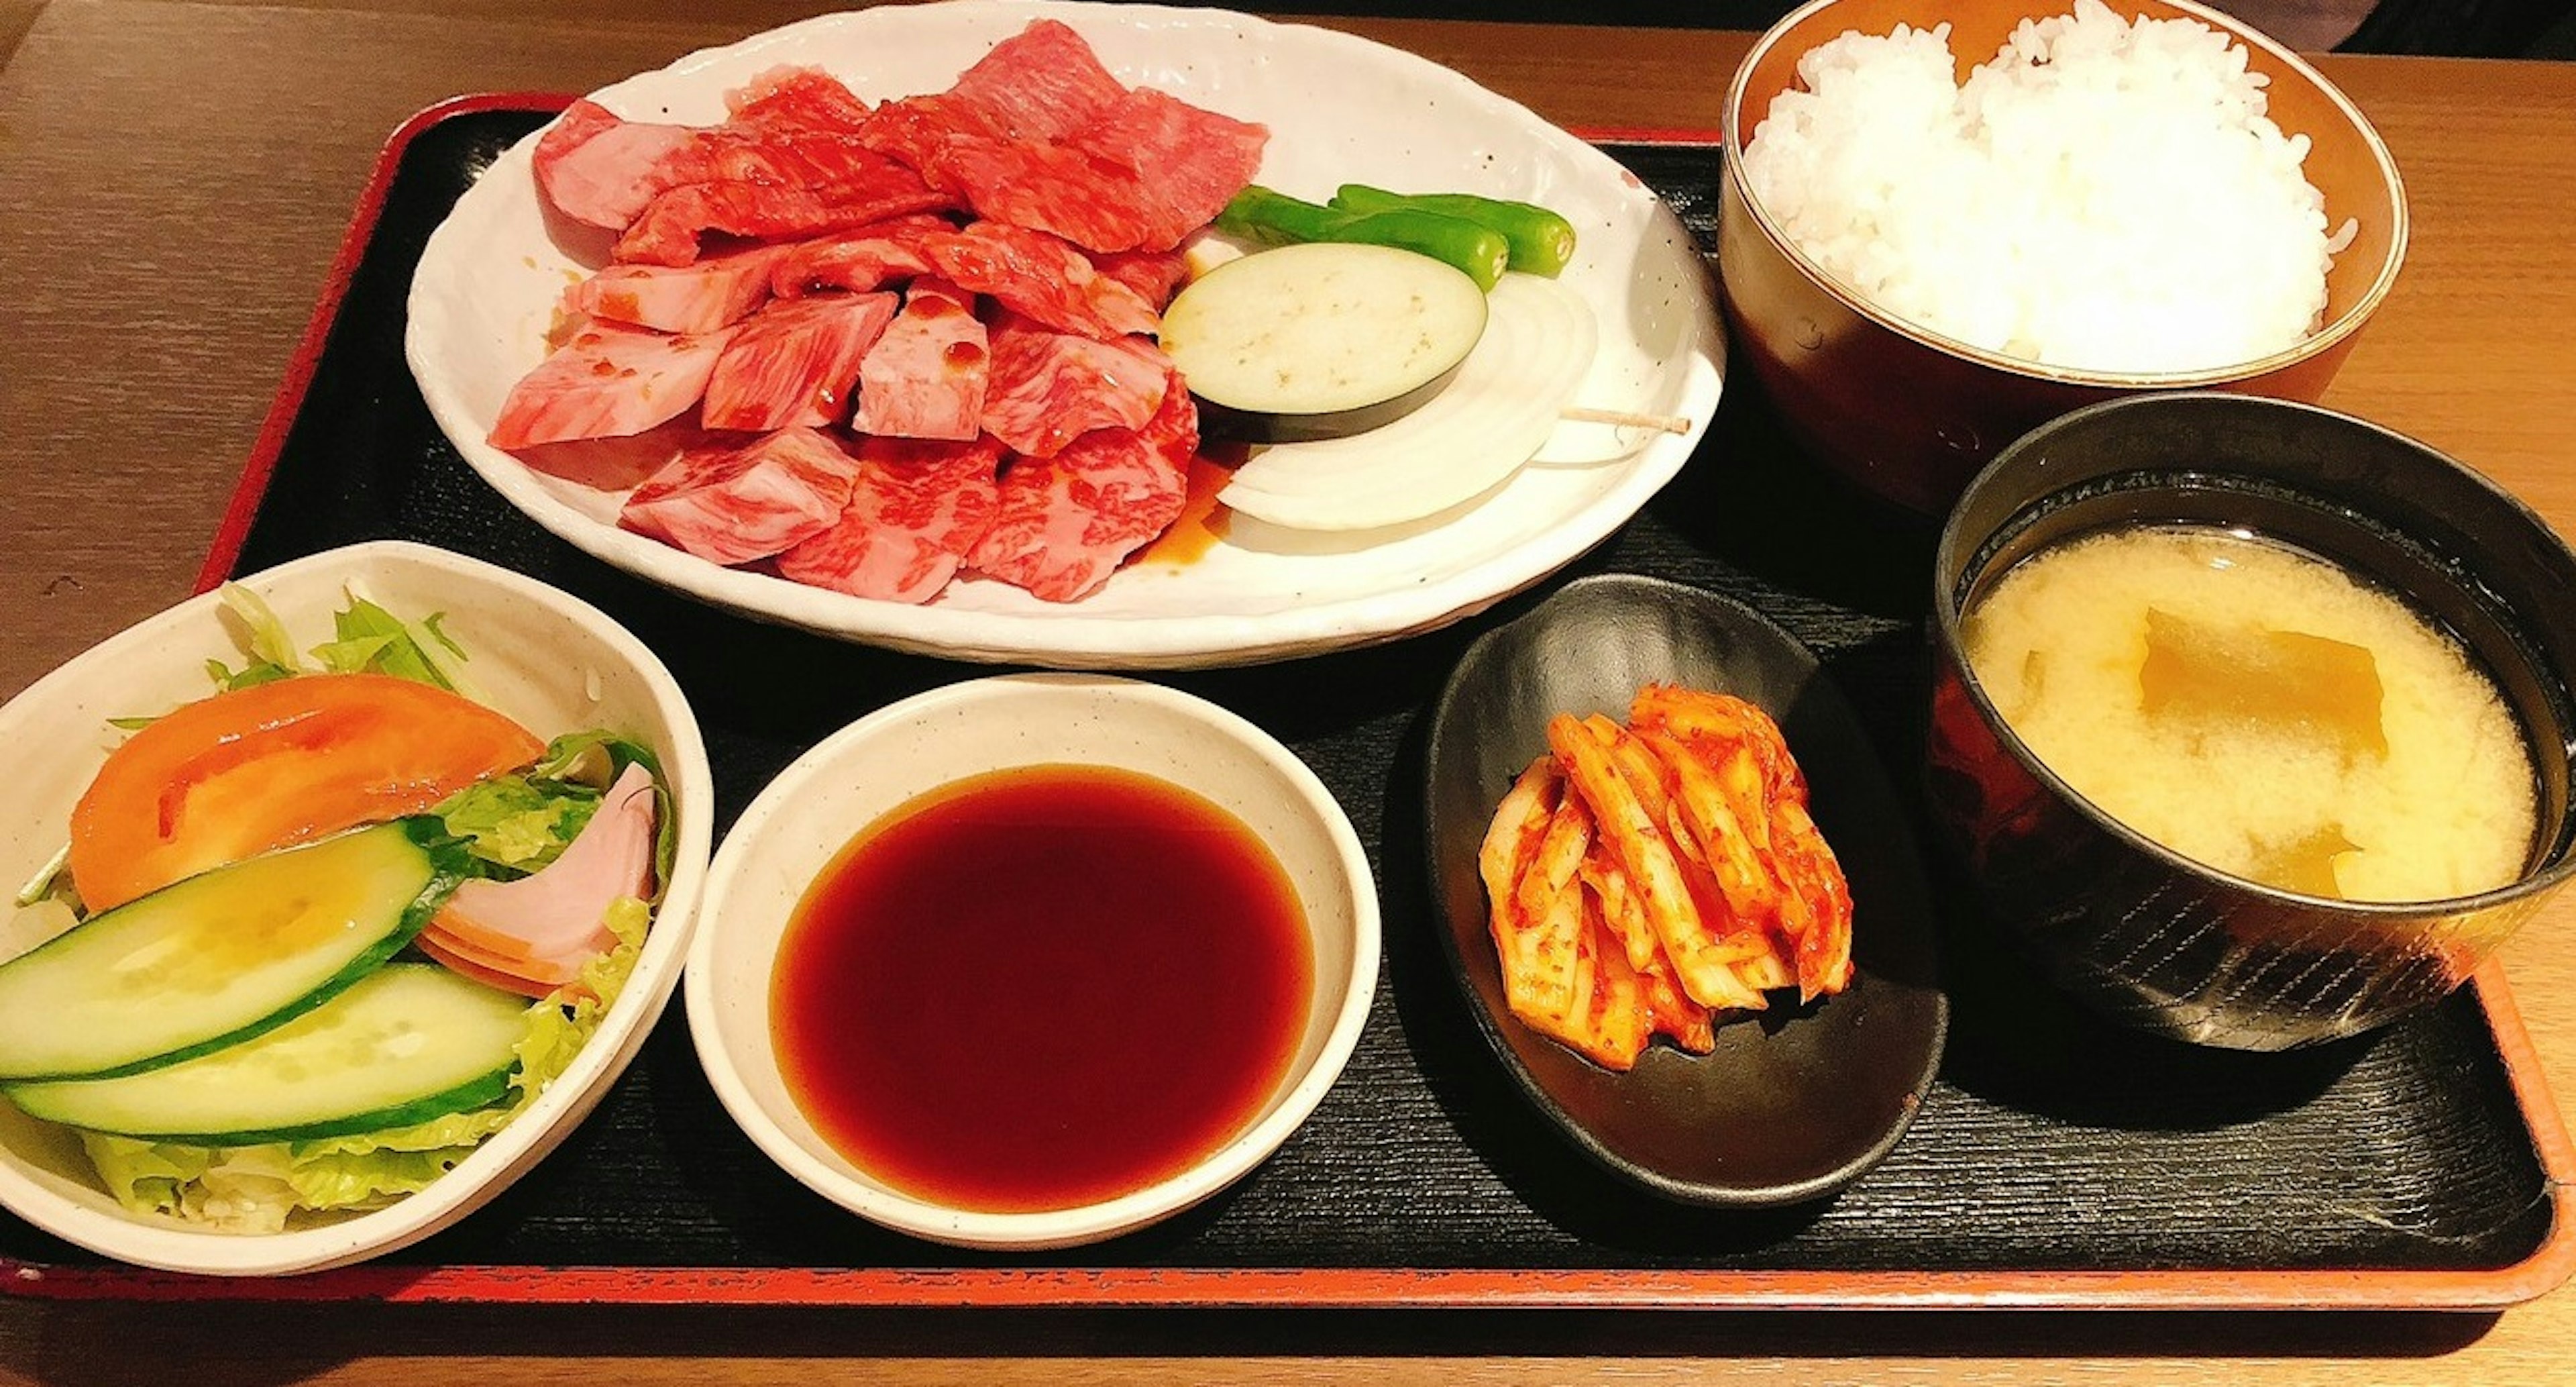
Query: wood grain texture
1 3 2573 1384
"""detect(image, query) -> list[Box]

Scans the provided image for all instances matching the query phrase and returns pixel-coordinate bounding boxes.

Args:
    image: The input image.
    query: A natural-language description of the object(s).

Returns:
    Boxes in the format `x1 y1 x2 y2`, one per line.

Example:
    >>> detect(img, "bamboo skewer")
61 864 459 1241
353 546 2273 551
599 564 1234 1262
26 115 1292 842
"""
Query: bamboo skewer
1558 405 1694 435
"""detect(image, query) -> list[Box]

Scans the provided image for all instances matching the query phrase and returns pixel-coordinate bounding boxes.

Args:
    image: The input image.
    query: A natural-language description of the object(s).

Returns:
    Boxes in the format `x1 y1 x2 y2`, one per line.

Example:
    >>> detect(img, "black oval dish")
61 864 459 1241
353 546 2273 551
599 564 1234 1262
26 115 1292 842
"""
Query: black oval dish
1424 573 1947 1206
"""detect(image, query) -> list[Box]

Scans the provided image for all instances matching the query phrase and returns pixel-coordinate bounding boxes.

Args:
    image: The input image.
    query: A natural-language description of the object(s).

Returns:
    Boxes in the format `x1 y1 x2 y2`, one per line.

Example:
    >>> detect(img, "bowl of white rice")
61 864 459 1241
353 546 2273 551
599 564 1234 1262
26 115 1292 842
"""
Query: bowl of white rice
1719 0 2406 515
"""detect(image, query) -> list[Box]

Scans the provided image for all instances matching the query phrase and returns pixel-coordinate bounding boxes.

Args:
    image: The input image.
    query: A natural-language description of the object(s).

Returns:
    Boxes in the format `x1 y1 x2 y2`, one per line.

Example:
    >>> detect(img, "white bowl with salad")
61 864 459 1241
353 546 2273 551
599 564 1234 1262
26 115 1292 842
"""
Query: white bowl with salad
0 541 712 1276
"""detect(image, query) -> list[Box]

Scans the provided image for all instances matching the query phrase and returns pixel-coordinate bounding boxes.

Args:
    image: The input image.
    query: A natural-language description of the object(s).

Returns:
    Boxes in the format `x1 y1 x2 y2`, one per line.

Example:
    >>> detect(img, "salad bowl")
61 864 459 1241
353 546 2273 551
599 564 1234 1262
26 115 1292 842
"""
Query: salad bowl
0 542 714 1276
405 0 1723 670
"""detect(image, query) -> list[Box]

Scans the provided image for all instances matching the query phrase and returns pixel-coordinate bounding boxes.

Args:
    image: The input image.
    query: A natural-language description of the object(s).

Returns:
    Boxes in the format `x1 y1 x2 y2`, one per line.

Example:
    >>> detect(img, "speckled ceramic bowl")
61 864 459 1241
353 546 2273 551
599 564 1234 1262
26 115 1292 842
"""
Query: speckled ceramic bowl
686 673 1378 1249
0 542 713 1275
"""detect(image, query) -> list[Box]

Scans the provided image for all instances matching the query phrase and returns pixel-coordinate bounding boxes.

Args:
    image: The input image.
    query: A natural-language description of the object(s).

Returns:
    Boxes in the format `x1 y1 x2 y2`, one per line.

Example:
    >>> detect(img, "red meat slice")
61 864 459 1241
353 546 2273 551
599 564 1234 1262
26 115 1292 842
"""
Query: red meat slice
571 244 788 335
532 100 700 231
769 214 949 297
966 379 1195 603
614 151 949 266
855 278 987 442
537 95 906 236
943 19 1128 142
725 66 873 132
776 435 1004 603
932 89 1267 254
490 322 735 450
702 293 899 431
979 316 1169 458
620 426 862 566
927 137 1146 252
856 18 1128 175
918 222 1157 340
1073 88 1269 252
1092 248 1192 311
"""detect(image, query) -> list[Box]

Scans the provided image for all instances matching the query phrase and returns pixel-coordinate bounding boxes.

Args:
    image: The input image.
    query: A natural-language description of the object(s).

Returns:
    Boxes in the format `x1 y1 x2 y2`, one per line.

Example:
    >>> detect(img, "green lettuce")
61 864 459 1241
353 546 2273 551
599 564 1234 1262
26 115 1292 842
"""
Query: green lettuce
434 776 602 877
308 596 474 695
79 902 651 1233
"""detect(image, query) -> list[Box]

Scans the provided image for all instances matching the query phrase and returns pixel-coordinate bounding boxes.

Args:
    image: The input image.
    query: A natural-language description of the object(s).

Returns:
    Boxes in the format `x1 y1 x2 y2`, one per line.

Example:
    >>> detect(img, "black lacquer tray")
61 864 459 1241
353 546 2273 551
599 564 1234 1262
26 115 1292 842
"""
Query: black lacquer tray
1 99 2566 1309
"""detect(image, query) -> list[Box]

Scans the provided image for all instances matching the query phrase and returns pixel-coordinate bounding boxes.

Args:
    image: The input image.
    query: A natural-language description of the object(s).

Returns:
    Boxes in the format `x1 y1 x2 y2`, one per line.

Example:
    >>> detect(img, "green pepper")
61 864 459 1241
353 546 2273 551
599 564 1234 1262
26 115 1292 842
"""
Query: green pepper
1215 186 1510 292
1328 184 1578 278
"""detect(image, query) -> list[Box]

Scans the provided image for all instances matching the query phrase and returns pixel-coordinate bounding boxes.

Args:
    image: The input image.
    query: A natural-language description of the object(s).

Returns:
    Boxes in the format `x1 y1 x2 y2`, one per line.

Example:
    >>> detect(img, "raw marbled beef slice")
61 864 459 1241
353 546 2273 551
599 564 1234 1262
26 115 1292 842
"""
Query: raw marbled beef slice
966 378 1195 603
725 67 873 132
770 214 951 297
614 152 949 267
490 321 735 450
703 292 900 431
918 221 1157 340
532 100 698 230
978 316 1169 458
1067 87 1270 252
572 244 788 335
855 278 987 441
776 434 1005 603
620 425 862 566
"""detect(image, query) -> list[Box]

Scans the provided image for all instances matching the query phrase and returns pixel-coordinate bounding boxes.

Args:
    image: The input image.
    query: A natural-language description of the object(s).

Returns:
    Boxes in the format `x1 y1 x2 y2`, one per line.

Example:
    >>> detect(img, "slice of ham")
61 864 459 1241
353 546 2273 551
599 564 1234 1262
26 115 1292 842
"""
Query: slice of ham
917 221 1157 340
490 321 734 450
415 929 576 1000
702 292 898 431
979 315 1169 458
966 377 1195 603
427 762 659 990
769 214 949 298
621 426 863 566
855 278 986 441
570 244 788 335
614 152 949 267
776 434 1004 603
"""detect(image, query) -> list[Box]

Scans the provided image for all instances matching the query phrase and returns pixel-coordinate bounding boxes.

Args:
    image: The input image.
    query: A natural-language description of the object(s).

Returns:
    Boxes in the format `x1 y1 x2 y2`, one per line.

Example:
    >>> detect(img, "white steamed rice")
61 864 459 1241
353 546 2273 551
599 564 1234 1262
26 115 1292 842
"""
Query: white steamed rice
1739 0 2351 375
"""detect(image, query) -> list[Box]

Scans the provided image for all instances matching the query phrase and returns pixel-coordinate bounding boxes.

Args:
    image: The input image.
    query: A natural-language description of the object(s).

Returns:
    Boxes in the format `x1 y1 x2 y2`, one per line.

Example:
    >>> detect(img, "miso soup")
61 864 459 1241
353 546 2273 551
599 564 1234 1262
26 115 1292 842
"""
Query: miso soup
1961 525 2537 902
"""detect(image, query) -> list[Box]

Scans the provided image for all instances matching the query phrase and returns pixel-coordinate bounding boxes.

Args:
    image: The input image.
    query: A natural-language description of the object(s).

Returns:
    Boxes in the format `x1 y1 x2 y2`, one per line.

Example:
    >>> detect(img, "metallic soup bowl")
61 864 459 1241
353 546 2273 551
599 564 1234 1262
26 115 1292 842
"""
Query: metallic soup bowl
1926 394 2576 1049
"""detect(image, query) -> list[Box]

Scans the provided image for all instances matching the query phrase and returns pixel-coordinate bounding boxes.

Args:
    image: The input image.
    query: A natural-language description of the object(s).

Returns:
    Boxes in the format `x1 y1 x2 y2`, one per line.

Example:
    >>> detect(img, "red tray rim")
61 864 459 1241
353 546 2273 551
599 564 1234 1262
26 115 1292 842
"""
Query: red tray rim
6 92 2567 1312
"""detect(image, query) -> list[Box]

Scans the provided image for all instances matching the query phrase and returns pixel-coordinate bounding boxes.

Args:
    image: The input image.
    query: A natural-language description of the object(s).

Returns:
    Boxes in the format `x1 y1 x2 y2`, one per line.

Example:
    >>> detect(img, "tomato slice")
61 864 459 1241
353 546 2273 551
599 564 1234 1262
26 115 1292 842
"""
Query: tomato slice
68 672 543 911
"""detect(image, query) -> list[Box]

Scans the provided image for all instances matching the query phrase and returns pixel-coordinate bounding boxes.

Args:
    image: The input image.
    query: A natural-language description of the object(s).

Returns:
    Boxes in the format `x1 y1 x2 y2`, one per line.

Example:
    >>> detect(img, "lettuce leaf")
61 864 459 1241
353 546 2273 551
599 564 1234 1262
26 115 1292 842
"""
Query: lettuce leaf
434 776 601 876
207 584 307 692
309 595 474 696
78 904 652 1233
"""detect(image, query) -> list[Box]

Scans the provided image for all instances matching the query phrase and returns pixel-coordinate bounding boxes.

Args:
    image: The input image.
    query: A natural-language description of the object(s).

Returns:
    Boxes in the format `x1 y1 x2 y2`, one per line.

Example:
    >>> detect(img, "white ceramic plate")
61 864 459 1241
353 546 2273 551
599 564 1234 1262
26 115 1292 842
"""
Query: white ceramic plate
405 0 1723 669
0 542 713 1276
686 674 1379 1249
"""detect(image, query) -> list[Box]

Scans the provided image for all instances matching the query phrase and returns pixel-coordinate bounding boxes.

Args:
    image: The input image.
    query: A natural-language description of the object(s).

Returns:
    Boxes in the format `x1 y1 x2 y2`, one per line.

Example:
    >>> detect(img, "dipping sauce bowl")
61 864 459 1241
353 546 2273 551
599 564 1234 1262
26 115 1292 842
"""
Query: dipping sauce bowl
686 674 1378 1249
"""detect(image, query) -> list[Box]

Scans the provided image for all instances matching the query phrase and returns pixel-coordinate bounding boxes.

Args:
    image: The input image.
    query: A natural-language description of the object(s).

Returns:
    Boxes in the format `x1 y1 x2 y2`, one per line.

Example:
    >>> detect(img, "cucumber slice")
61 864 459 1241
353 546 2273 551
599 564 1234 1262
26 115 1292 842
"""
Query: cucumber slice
2 962 527 1143
0 820 465 1081
1162 242 1489 444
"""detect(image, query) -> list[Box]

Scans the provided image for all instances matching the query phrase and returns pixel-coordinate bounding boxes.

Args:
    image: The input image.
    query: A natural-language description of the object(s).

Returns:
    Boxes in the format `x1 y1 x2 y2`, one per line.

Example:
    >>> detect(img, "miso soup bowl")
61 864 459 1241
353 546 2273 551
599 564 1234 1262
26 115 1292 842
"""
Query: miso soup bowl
1927 393 2576 1049
1721 0 2407 515
687 674 1379 1250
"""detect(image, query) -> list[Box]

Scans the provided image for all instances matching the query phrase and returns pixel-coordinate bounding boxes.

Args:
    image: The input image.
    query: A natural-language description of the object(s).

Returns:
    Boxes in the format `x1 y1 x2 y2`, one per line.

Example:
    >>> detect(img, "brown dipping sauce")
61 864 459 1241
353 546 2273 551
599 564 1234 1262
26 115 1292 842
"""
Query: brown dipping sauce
771 764 1312 1213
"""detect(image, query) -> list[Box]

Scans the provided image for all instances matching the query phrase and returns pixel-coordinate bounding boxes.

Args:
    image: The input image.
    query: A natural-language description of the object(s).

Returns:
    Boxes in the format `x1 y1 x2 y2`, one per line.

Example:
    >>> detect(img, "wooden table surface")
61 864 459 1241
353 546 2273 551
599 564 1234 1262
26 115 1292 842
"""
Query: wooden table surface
2 1 2573 1382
